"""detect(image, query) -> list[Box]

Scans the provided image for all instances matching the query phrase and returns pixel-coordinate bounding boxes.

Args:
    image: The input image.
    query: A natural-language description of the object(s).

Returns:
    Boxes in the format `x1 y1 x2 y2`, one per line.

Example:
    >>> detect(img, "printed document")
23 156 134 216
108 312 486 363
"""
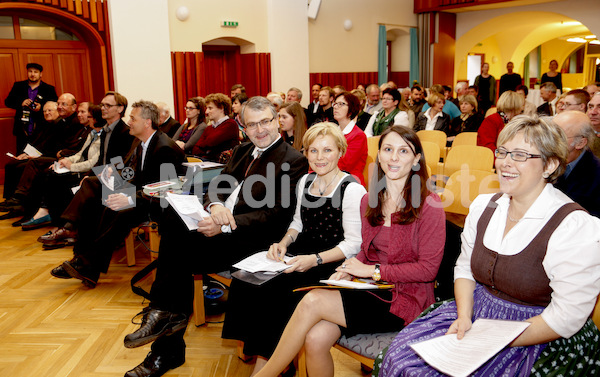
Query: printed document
165 192 210 231
232 251 293 273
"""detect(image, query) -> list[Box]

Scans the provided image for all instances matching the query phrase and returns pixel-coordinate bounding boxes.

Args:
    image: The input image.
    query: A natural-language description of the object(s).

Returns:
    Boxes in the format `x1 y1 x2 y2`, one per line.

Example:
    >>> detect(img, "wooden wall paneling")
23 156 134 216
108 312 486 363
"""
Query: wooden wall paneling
89 0 97 24
59 0 67 7
52 0 59 6
389 71 410 87
95 0 103 31
82 0 89 19
67 0 74 12
0 49 19 116
18 51 57 89
55 50 90 102
194 51 205 97
74 0 82 15
172 52 186 123
432 12 456 86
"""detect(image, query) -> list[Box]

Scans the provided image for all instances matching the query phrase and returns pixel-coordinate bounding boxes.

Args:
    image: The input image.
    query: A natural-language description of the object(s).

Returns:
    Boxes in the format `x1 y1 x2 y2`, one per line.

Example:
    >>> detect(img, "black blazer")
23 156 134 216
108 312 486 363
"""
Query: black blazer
205 138 309 236
415 111 450 133
554 149 600 218
132 130 185 190
159 116 181 138
4 80 58 136
98 119 136 167
536 102 553 116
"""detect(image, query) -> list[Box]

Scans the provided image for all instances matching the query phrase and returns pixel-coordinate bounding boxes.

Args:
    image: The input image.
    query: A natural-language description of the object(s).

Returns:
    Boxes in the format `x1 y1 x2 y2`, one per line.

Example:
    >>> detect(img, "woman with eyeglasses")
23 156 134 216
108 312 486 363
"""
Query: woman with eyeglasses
278 101 307 152
365 88 410 137
333 91 368 186
172 97 207 154
377 116 600 377
253 125 445 377
222 122 366 376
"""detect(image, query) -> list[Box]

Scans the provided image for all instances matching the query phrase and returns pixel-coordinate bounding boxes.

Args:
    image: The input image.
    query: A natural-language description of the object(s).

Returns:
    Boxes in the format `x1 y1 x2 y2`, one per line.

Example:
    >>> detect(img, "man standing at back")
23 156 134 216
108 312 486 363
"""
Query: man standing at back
499 61 522 96
4 63 58 152
122 96 308 377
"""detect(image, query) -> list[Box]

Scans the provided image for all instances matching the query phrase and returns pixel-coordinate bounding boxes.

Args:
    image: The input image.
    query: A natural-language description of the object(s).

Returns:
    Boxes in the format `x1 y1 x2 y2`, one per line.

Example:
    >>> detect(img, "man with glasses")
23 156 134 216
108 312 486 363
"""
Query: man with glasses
553 111 600 217
122 96 308 377
559 89 590 114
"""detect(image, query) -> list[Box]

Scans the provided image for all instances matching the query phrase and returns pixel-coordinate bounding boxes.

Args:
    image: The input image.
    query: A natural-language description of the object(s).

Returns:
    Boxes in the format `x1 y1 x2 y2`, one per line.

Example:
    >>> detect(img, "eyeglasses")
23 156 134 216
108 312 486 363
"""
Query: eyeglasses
562 102 580 107
381 97 395 101
332 102 348 108
184 106 197 111
494 148 542 162
245 117 274 130
100 103 117 109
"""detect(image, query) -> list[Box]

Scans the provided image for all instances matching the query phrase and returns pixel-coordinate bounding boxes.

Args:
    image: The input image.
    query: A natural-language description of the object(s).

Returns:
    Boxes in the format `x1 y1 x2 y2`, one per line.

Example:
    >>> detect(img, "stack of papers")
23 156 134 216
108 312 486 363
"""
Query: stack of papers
53 161 70 174
24 144 42 157
165 192 210 230
232 251 293 273
319 279 394 289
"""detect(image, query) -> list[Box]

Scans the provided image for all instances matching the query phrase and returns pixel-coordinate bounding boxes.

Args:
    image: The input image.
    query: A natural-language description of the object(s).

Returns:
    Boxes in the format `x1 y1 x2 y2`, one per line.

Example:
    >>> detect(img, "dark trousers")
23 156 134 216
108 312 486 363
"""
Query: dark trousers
4 159 28 199
43 171 82 225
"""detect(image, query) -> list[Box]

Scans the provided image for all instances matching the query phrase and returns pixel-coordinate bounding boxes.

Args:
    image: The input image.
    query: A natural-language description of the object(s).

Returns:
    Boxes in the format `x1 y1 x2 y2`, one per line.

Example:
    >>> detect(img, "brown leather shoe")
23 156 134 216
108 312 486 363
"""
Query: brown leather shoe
37 228 60 243
41 227 77 243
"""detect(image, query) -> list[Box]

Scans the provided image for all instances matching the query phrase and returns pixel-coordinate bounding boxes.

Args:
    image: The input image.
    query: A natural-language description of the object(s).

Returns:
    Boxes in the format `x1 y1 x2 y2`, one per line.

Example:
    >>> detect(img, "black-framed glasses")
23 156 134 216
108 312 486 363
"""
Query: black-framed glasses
332 102 348 108
100 103 117 109
245 117 274 130
495 148 542 162
184 106 197 111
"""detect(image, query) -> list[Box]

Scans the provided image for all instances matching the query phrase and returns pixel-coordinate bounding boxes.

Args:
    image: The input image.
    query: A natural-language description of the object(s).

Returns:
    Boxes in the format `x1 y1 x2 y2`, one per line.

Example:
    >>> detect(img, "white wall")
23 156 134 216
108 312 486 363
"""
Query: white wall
267 0 310 106
107 0 174 117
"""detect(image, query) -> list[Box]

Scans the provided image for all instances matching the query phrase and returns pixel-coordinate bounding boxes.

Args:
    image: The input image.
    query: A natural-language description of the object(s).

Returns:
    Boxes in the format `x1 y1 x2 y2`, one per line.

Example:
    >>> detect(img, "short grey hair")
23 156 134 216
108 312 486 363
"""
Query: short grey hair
541 82 557 93
240 96 277 125
132 100 159 130
455 82 467 93
288 87 303 100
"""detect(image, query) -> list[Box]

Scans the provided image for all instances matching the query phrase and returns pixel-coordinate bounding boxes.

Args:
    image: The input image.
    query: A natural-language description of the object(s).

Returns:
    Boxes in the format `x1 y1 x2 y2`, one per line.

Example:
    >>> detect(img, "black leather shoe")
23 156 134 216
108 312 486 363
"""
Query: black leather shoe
0 198 21 210
62 258 99 288
124 351 185 377
50 264 73 279
124 309 188 348
0 207 24 220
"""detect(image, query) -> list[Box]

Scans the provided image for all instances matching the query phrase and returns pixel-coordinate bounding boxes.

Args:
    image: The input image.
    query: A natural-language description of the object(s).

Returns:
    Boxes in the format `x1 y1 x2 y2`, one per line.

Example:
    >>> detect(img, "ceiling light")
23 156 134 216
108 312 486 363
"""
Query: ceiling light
590 40 600 45
585 35 597 39
567 37 587 43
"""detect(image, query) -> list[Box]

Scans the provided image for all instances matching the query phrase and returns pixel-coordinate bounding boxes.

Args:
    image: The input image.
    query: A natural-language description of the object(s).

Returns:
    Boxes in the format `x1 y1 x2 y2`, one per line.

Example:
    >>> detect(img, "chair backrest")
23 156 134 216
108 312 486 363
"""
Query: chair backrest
593 295 600 329
187 156 202 163
417 130 447 160
451 132 478 148
363 136 380 188
421 141 440 176
440 169 500 215
444 145 494 178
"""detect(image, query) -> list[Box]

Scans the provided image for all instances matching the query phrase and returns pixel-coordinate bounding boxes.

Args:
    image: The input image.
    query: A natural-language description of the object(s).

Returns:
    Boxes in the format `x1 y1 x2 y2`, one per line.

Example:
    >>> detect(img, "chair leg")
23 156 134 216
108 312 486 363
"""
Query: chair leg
125 230 136 266
296 346 307 377
193 275 206 326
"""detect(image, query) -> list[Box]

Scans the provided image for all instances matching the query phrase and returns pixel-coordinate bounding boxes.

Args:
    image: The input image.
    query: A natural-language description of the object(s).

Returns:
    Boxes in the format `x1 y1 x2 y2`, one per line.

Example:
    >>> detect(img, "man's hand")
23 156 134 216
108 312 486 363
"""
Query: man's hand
210 205 237 230
33 102 41 112
197 216 222 237
21 99 33 108
105 193 131 211
16 153 29 160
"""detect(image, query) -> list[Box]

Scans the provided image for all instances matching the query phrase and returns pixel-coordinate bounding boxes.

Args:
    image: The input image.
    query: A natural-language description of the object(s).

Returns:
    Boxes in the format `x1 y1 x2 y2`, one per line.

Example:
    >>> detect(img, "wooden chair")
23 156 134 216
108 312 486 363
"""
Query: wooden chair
592 294 600 329
443 145 494 179
440 169 499 227
186 156 202 163
417 130 447 161
421 141 440 177
125 222 160 267
450 132 478 148
363 136 380 188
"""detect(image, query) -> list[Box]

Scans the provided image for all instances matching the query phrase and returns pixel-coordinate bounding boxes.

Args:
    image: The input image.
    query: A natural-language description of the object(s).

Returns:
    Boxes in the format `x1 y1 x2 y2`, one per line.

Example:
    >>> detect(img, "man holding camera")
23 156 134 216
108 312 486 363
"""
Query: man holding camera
4 63 58 152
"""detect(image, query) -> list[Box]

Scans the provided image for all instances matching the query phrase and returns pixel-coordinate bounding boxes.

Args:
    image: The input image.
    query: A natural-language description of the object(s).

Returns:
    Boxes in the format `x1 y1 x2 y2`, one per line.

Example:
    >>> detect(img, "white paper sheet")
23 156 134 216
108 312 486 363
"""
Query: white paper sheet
319 279 393 289
232 251 293 273
24 143 42 157
53 161 70 174
165 192 210 231
410 318 531 377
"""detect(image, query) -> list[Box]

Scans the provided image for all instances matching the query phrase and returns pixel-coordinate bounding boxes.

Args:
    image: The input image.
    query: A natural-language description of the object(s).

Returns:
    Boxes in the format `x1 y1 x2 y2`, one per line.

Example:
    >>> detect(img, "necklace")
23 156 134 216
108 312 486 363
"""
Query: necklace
507 207 522 222
317 170 340 196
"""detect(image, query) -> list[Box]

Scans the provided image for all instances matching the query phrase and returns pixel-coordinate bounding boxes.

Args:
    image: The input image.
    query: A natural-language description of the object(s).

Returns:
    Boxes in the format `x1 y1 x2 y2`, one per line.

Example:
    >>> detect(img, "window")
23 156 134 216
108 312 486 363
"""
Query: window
19 18 79 41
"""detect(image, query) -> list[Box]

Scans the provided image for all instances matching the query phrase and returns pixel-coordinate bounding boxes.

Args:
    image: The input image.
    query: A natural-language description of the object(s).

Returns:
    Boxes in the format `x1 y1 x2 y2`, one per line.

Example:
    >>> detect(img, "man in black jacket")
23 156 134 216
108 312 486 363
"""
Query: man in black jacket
50 100 185 287
122 96 308 377
4 63 58 152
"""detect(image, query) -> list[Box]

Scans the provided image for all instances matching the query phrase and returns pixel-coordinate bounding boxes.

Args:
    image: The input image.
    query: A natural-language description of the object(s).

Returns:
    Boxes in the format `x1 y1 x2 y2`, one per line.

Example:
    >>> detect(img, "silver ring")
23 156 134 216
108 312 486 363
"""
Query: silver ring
342 264 347 269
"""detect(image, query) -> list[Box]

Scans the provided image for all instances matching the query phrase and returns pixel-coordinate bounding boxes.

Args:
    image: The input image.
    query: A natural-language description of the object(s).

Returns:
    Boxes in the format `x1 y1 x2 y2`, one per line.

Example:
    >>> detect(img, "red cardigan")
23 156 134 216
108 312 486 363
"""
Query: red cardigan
477 112 504 153
357 193 445 324
192 118 239 161
338 125 367 186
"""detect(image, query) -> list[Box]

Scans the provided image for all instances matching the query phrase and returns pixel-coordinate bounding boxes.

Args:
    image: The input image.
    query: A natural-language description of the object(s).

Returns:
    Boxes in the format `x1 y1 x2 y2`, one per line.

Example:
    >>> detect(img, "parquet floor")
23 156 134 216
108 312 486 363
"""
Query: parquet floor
0 198 367 376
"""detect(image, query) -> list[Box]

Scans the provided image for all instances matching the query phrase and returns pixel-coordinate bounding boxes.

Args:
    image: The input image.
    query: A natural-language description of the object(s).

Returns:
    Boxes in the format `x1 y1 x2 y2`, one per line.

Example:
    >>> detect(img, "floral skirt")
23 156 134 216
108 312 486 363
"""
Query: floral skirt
374 284 600 376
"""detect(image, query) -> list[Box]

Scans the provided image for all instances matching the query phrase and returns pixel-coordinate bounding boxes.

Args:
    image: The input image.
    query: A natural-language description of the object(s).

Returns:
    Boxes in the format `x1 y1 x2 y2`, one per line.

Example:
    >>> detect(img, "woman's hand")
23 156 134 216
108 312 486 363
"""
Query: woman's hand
284 255 317 273
329 270 352 281
334 257 374 279
446 317 472 340
175 140 185 149
266 242 287 262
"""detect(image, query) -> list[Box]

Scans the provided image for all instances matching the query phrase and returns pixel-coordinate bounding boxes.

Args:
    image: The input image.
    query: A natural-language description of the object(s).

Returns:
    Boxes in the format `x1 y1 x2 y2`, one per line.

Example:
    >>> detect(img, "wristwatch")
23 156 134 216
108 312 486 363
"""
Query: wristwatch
316 253 323 265
372 264 381 281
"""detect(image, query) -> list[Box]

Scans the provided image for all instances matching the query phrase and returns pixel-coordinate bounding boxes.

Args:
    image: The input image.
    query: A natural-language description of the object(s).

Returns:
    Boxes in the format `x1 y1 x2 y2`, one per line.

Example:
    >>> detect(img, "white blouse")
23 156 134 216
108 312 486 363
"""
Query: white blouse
289 173 366 258
364 110 410 137
454 184 600 338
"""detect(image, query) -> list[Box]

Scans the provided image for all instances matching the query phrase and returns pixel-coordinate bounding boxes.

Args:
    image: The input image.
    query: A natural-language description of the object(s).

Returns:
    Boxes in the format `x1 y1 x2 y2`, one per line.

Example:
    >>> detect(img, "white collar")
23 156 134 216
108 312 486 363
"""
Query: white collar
252 134 281 158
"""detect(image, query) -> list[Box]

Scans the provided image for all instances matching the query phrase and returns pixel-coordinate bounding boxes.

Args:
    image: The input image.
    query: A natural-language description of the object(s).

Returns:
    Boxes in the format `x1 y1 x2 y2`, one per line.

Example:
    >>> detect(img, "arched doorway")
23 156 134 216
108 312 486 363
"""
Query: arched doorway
0 1 112 180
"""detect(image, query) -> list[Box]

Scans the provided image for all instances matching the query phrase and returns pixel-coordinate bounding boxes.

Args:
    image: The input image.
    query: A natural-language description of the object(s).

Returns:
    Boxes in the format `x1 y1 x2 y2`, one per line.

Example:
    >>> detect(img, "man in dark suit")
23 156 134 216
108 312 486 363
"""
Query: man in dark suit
536 82 558 116
305 83 322 126
554 111 600 217
4 63 58 152
122 96 308 377
49 100 185 287
499 61 522 97
157 102 180 138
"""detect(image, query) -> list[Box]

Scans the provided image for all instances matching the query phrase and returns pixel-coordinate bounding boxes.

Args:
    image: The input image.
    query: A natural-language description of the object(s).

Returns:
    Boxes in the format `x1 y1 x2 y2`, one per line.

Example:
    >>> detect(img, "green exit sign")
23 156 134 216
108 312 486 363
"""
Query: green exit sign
222 21 239 27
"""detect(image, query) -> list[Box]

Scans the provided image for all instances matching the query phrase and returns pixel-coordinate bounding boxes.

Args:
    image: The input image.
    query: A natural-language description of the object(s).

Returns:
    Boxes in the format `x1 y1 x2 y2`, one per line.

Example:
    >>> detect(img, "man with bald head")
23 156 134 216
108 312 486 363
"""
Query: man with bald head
553 111 600 217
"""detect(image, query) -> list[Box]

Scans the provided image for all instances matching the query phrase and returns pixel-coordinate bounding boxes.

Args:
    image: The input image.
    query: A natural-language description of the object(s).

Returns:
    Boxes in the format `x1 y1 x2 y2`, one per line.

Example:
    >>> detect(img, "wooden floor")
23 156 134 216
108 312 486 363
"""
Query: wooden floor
0 210 368 376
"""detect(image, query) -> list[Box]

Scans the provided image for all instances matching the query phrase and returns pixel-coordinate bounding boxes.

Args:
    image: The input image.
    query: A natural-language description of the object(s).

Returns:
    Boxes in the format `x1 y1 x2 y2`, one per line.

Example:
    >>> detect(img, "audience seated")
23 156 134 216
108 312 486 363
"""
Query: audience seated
156 102 180 138
477 91 523 153
351 88 372 131
266 92 283 112
408 84 426 117
586 93 600 157
172 97 207 154
305 83 322 126
420 84 461 120
279 101 307 152
39 91 136 249
365 88 410 136
191 93 239 162
232 92 249 142
121 97 308 377
537 82 558 116
363 84 382 115
378 116 600 376
560 89 590 113
333 92 368 186
515 84 537 116
223 122 366 375
310 86 337 127
414 91 450 133
447 94 484 144
553 111 600 217
254 125 445 377
286 87 303 103
50 100 185 288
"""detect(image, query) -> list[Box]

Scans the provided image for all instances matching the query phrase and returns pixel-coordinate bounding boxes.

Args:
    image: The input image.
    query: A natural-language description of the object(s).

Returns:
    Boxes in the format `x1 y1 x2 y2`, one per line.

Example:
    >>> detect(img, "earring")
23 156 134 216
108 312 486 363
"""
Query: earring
542 172 549 179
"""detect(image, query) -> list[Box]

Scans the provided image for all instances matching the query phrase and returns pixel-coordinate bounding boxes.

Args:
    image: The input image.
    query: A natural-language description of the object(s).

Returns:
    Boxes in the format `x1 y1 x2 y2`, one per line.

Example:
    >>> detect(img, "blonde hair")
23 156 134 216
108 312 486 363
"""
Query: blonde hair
426 91 445 107
497 115 567 183
459 95 478 112
302 122 348 156
497 91 524 114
